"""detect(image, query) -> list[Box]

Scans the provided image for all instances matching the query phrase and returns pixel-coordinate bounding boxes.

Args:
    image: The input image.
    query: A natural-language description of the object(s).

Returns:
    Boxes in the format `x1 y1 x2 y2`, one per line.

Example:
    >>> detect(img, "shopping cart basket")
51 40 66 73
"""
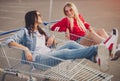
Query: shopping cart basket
0 42 113 81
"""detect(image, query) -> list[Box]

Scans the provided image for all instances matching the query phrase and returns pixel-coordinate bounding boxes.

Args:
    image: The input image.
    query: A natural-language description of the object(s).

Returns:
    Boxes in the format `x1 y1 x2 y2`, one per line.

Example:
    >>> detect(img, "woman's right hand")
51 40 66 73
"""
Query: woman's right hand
65 28 70 39
65 32 70 39
25 48 33 61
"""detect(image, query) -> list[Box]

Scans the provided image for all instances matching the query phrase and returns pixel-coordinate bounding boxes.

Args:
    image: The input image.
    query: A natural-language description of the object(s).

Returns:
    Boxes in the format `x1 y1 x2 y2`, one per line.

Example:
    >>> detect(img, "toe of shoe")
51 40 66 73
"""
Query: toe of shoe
111 50 120 60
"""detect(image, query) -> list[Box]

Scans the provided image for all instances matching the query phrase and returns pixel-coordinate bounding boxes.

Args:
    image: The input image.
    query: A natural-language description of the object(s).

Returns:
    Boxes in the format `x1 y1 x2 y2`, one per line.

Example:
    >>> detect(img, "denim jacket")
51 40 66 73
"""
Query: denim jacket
5 28 39 63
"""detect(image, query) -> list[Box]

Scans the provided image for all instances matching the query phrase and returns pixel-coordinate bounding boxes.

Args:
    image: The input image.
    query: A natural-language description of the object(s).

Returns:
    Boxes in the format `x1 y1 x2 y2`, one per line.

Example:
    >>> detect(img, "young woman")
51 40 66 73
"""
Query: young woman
5 10 119 70
50 2 109 46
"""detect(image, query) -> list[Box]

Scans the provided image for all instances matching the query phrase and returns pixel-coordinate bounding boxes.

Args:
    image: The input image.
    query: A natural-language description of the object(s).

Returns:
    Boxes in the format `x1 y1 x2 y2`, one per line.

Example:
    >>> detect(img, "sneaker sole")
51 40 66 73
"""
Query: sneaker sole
111 28 118 58
104 28 119 58
98 44 110 72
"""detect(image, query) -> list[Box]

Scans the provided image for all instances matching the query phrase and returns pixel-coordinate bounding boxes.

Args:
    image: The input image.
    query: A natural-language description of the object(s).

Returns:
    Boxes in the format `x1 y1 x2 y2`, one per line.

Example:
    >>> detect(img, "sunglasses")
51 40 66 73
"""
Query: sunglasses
65 8 73 13
37 14 41 17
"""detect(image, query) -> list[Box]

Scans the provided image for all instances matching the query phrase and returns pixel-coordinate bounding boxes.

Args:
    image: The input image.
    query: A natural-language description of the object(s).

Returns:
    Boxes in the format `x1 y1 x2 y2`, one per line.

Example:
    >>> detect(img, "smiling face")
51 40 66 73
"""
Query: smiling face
64 6 75 18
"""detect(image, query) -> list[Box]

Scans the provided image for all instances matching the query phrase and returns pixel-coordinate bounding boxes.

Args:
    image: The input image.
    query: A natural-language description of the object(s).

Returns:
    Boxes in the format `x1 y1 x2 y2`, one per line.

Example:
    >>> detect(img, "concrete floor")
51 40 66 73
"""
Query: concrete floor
0 0 120 81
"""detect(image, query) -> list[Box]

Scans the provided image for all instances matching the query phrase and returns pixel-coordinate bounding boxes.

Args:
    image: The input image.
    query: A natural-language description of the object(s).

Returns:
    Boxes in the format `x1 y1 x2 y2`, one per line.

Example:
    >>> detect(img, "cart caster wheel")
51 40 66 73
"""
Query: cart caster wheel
27 77 37 81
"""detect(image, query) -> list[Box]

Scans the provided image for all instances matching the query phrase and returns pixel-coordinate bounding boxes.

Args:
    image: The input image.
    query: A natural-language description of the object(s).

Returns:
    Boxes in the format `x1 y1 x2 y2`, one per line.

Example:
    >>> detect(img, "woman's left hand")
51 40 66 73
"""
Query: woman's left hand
46 35 55 47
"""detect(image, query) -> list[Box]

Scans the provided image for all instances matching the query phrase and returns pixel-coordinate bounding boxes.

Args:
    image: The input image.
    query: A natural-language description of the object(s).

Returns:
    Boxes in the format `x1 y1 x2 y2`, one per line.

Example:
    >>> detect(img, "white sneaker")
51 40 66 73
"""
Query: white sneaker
104 28 118 58
111 44 120 60
97 43 110 72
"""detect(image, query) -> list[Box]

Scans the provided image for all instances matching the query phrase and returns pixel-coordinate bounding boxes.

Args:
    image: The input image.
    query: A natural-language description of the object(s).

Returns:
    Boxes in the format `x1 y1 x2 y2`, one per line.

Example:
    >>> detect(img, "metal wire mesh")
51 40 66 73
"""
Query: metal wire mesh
0 42 113 81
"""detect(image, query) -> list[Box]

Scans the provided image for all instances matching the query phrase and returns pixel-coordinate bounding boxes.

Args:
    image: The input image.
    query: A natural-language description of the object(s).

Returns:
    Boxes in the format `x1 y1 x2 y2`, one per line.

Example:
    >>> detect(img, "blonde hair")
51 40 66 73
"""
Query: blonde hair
63 2 86 31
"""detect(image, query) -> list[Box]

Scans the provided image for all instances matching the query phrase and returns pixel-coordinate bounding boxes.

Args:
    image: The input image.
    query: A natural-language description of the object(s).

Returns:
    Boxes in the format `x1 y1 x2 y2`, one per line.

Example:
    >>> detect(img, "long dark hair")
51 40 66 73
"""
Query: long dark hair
25 10 48 40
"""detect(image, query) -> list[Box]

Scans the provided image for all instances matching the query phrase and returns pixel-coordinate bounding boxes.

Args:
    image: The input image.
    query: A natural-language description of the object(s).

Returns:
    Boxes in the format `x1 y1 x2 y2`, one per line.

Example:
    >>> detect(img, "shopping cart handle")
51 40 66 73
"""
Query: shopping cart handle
43 22 49 26
0 20 59 36
43 20 59 26
0 28 21 36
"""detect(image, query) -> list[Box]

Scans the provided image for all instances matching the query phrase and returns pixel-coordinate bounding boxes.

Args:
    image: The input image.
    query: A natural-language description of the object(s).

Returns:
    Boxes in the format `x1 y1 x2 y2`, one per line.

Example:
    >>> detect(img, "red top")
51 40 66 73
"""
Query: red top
51 14 90 41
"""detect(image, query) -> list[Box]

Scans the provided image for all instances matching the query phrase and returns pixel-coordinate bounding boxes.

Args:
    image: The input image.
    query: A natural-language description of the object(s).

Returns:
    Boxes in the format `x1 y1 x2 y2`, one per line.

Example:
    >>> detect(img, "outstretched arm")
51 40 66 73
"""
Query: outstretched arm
8 41 33 61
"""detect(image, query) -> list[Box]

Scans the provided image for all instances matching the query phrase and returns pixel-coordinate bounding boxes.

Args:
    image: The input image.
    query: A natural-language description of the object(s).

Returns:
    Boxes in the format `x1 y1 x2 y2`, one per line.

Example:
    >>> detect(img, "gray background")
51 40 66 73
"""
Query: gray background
0 0 120 81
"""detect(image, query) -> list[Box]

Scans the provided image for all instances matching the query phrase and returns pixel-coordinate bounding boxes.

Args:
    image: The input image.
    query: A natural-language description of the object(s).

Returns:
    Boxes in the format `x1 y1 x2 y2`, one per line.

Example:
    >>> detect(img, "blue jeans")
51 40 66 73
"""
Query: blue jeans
34 41 97 70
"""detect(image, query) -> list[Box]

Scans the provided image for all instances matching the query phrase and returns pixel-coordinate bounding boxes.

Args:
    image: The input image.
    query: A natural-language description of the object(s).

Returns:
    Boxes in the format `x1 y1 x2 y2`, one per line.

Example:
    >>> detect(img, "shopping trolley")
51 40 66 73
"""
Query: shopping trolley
0 21 113 81
0 40 113 81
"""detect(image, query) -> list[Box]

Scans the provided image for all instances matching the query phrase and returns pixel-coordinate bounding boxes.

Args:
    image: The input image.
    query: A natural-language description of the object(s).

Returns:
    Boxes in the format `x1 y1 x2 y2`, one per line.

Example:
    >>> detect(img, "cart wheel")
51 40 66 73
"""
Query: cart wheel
43 78 50 81
27 77 37 81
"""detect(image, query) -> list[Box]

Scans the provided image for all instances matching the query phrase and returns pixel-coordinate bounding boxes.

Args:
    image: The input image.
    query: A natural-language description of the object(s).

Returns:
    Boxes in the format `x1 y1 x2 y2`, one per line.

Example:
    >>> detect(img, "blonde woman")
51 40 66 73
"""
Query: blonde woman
51 2 109 46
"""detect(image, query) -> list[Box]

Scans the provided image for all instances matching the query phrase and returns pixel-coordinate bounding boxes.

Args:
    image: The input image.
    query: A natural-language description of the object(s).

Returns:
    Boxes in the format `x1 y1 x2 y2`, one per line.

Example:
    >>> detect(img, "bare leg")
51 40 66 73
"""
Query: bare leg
94 28 109 39
79 33 96 46
79 28 109 46
89 29 105 44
